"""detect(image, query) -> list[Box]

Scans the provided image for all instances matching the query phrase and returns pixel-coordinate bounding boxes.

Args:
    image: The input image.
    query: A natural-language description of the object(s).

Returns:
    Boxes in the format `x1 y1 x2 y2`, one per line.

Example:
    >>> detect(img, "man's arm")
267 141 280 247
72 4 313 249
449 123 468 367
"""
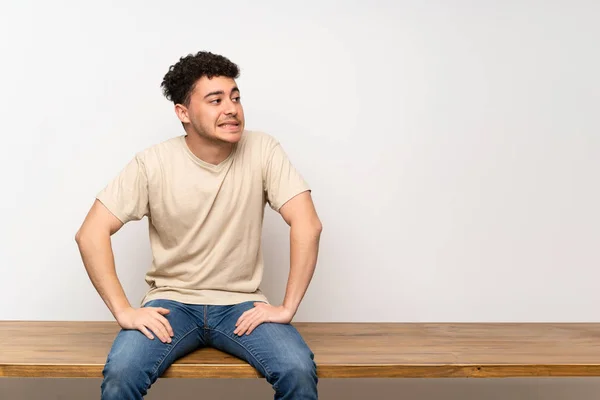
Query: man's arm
75 200 129 316
75 199 174 343
234 191 322 336
278 191 322 315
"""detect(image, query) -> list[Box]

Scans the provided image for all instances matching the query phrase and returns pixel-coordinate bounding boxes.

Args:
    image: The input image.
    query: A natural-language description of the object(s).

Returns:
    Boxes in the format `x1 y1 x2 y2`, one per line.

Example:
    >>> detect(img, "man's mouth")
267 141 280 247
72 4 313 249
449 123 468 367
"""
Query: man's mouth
218 121 240 131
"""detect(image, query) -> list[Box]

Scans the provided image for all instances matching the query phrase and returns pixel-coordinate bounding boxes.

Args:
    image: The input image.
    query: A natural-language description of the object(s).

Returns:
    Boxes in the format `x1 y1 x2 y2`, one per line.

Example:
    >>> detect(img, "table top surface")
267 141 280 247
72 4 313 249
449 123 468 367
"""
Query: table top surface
2 321 600 378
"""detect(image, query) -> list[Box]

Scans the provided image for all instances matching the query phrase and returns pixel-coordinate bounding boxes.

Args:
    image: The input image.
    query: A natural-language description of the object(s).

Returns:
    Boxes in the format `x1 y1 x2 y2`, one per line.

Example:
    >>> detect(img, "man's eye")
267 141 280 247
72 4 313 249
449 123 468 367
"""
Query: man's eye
233 97 241 102
211 99 221 104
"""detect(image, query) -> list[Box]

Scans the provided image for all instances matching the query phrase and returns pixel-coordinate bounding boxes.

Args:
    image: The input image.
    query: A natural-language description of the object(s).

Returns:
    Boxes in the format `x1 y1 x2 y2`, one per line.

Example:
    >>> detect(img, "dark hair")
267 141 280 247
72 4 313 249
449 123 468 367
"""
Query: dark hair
160 51 240 106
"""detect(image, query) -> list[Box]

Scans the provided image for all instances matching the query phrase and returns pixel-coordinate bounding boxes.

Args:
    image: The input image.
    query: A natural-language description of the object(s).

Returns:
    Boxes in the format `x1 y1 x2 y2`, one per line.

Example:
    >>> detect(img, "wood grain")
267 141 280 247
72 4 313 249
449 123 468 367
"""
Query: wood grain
2 322 600 378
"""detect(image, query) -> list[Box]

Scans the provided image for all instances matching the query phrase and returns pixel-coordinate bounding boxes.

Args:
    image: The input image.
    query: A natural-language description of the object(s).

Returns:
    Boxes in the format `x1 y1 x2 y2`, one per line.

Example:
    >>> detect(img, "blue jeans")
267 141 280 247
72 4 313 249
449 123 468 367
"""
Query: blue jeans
101 299 318 399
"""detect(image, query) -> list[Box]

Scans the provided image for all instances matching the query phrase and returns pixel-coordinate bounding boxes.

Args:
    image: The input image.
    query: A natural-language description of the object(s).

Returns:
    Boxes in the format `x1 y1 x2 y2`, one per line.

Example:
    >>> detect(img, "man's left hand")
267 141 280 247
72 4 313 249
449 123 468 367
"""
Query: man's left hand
234 303 295 336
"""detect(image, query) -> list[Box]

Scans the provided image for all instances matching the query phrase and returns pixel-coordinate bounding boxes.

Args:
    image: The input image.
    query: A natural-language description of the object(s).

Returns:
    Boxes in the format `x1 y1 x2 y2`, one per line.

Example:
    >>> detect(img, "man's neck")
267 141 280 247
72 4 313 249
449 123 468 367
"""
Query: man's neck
184 132 234 166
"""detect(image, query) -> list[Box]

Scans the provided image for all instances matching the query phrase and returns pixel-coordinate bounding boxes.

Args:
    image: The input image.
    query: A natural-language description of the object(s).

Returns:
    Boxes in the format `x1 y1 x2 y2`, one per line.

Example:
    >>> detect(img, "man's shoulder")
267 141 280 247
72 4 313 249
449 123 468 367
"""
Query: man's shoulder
134 135 183 164
240 130 280 151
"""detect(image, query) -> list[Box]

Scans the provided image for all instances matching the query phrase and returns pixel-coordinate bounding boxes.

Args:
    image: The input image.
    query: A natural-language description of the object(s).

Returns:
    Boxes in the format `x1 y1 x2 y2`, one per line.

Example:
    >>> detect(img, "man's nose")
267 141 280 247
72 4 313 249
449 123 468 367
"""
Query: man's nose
224 99 237 115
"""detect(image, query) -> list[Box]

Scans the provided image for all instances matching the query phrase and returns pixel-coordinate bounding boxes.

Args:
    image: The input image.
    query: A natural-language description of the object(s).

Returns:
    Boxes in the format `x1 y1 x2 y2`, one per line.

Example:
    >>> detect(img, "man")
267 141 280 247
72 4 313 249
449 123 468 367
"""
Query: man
75 51 322 399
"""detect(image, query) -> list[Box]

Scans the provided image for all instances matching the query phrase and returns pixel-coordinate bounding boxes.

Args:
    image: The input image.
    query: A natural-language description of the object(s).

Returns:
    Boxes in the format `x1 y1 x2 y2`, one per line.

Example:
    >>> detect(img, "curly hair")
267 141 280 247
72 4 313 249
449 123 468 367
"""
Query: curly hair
160 51 240 106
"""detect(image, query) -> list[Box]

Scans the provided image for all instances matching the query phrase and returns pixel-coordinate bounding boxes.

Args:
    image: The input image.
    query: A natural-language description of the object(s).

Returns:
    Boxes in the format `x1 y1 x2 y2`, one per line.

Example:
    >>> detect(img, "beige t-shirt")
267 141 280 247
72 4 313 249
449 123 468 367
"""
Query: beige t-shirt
96 130 310 306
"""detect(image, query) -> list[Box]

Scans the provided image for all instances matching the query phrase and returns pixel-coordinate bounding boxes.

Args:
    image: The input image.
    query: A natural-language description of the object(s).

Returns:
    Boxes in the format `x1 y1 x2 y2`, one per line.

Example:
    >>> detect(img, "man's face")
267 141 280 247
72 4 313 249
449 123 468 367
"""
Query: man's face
176 75 245 144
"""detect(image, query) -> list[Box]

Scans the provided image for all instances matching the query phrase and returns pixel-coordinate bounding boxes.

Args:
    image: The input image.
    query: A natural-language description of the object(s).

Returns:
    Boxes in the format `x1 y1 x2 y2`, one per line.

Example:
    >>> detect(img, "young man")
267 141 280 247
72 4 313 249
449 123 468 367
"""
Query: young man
75 51 322 399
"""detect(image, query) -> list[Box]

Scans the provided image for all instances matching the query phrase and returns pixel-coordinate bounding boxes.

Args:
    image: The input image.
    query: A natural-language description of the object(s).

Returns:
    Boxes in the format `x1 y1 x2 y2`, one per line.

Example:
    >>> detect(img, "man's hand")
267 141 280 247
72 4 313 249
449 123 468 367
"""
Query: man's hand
115 306 174 343
234 303 294 336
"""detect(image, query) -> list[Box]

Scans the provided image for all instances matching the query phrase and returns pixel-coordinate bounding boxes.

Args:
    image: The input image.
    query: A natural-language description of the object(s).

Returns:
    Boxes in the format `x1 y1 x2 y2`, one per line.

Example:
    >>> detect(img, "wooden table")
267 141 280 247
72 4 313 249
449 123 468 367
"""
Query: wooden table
2 322 600 378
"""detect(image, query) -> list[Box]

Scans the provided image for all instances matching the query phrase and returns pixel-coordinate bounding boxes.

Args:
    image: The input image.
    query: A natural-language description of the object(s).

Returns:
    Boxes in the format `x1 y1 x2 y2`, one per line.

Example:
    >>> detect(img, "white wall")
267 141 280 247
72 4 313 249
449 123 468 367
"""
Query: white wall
1 0 599 398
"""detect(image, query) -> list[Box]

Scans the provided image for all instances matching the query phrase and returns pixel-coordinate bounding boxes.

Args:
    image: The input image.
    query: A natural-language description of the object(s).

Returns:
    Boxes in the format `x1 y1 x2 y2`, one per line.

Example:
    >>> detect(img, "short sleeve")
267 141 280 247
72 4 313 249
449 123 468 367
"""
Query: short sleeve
263 142 311 212
96 155 150 223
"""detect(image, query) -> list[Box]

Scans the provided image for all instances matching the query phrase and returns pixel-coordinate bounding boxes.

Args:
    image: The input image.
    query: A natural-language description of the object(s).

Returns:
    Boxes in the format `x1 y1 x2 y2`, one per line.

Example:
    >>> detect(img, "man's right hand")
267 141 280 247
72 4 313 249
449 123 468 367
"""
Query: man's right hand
115 307 174 343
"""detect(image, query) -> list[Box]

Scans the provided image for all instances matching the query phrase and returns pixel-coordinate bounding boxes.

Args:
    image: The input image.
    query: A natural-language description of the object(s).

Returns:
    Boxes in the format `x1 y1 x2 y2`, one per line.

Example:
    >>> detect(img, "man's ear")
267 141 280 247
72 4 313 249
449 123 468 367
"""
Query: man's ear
174 104 190 124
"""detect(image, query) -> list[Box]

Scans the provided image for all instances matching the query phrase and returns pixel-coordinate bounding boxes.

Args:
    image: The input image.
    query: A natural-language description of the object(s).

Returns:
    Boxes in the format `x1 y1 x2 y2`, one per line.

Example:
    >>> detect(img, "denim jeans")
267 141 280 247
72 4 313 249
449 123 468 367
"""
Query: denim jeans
100 299 318 399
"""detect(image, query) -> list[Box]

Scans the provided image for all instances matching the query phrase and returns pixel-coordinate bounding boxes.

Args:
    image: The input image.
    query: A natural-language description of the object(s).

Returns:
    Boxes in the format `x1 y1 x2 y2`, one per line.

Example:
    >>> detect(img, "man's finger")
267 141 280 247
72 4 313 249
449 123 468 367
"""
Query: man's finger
235 318 252 335
236 309 255 326
235 316 242 327
245 316 264 335
237 315 261 336
145 321 165 342
154 313 174 337
234 320 247 335
139 326 154 340
148 320 171 343
154 307 170 314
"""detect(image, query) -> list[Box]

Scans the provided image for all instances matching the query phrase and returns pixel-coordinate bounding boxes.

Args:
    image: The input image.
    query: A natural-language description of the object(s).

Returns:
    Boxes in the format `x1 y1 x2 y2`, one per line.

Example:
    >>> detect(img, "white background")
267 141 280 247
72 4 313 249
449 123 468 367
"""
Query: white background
1 0 598 398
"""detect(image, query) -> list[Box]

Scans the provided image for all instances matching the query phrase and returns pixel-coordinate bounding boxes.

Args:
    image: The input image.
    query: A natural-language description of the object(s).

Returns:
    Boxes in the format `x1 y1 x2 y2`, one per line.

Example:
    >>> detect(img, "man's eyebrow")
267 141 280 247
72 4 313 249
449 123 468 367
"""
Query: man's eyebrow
203 87 240 99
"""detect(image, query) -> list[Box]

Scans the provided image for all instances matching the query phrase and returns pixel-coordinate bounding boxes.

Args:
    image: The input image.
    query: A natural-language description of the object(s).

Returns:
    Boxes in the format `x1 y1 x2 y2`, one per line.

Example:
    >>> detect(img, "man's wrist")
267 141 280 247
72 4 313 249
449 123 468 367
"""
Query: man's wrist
282 303 298 316
113 305 133 321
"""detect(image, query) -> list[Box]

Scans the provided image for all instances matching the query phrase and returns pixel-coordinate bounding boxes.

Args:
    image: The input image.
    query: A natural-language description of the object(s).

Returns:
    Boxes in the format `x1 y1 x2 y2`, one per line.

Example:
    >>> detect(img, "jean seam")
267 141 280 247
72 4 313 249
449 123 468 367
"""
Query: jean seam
150 325 200 379
209 327 274 381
